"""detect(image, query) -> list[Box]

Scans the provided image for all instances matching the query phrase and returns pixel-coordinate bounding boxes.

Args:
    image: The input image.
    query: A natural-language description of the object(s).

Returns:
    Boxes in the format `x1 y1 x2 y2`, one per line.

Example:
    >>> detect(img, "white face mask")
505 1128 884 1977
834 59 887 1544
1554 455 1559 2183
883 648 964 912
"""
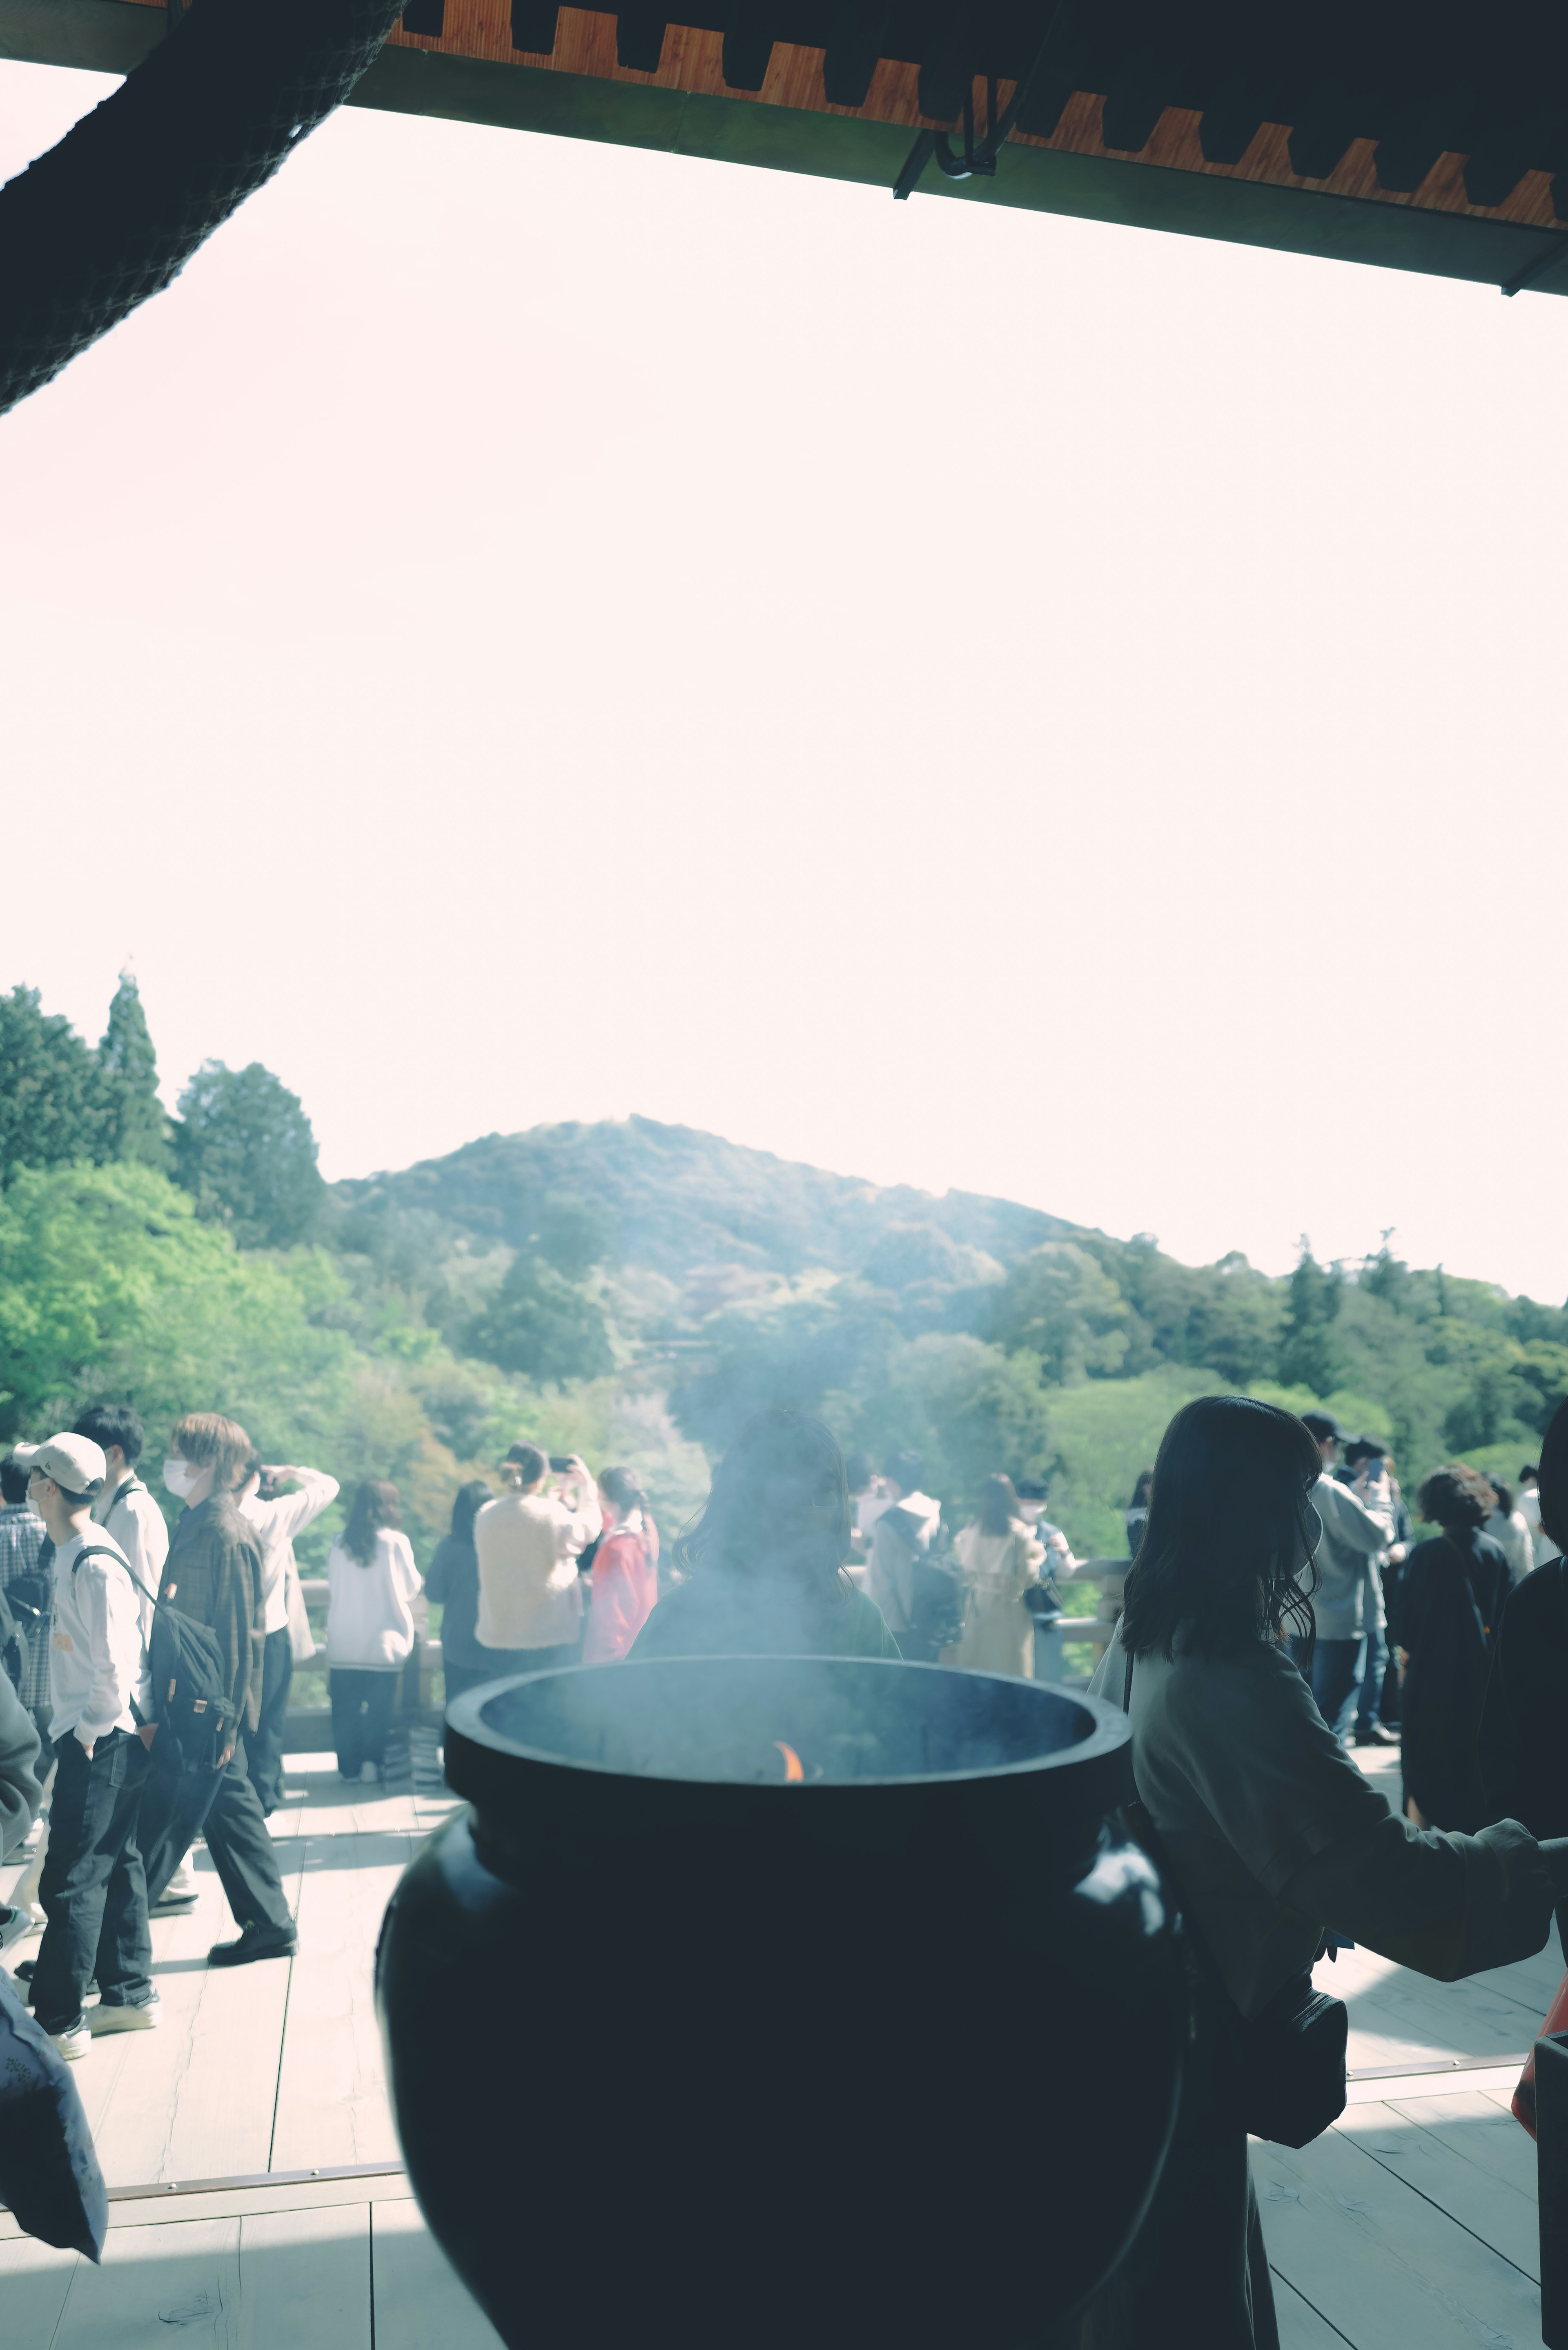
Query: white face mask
163 1456 200 1500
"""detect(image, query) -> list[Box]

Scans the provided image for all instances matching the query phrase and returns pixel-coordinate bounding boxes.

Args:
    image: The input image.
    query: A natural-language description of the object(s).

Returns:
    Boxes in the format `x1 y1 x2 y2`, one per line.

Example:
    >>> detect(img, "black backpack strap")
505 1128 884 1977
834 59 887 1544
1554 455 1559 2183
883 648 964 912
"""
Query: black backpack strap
72 1541 159 1613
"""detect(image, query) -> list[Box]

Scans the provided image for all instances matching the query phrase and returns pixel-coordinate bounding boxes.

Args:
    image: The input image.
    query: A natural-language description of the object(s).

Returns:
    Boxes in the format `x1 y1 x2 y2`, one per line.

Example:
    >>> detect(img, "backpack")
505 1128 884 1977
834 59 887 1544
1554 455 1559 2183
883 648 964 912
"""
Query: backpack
0 1581 28 1697
73 1544 233 1775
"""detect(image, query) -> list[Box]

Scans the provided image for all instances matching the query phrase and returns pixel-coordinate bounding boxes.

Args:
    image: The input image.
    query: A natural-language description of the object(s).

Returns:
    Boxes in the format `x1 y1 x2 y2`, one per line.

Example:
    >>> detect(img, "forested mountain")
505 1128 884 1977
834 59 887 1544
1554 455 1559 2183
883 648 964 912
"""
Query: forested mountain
5 977 1567 1563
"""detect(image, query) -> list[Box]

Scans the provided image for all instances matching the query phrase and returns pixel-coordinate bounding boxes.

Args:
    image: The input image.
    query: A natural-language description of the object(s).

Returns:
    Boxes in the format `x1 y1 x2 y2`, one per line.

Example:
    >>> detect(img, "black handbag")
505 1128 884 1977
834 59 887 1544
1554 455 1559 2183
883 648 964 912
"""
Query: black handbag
1121 1648 1348 2148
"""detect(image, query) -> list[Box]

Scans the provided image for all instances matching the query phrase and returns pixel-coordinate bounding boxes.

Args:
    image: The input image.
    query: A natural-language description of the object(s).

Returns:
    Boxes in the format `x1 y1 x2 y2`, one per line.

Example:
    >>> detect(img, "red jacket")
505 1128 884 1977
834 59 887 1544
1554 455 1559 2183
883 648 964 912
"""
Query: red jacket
583 1517 659 1663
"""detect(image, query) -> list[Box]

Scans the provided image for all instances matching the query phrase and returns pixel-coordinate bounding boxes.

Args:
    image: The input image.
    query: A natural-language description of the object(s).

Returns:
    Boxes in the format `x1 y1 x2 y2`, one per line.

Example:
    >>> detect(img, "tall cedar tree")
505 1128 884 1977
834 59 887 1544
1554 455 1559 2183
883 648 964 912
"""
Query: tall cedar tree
98 970 170 1171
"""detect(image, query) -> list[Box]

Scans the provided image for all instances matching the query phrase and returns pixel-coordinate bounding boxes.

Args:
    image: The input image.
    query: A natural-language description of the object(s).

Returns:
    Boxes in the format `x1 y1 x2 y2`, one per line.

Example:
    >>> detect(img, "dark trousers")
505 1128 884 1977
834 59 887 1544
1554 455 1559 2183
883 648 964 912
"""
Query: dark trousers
1355 1621 1389 1731
249 1627 294 1815
138 1735 294 1936
330 1669 399 1776
1062 1977 1278 2350
1291 1634 1365 1741
31 1728 153 2033
443 1645 570 1708
442 1660 506 1706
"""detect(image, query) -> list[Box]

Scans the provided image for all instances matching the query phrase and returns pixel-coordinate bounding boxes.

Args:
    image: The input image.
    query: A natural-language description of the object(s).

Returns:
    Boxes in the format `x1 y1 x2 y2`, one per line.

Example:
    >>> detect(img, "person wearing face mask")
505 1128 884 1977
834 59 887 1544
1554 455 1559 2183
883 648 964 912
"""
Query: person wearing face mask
136 1414 297 1968
12 1434 155 2059
1080 1395 1562 2350
75 1404 168 1601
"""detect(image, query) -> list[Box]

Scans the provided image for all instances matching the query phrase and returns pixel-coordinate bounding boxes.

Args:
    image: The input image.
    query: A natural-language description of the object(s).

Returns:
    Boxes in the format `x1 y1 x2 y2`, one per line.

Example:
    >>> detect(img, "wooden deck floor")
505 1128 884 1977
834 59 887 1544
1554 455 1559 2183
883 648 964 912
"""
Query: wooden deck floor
1 1742 1560 2348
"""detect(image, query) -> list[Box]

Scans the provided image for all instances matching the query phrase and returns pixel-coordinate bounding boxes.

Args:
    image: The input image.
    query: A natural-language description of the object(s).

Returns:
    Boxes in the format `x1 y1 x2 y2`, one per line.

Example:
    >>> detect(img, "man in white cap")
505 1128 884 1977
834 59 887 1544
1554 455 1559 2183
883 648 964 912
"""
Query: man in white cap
16 1432 158 2059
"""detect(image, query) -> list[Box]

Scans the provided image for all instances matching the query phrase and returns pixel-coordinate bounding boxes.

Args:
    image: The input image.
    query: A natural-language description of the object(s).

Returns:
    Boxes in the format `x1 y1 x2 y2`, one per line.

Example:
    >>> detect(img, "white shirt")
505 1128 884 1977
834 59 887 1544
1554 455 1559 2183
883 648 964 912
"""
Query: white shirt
241 1470 340 1634
1519 1487 1562 1570
325 1529 422 1670
474 1483 601 1651
49 1527 153 1749
96 1475 168 1614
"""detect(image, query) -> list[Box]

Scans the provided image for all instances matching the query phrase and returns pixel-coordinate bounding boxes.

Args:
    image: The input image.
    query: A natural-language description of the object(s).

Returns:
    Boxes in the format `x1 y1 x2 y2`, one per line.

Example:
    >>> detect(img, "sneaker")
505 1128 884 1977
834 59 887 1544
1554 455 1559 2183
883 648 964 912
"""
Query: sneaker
90 1993 161 2035
1353 1722 1400 1747
0 1903 38 1955
163 1860 197 1901
151 1891 199 1915
360 1761 381 1785
49 2017 92 2061
207 1925 296 1968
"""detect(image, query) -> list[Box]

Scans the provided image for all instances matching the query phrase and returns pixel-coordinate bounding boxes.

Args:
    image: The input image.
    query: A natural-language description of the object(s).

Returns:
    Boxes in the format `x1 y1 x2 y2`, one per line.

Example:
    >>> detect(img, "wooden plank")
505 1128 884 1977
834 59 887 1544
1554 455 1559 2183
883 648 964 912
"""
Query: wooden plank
46 2215 242 2350
268 1831 412 2172
239 2203 374 2349
66 1810 309 2188
0 2230 80 2350
1346 2062 1525 2106
1253 2125 1544 2349
1470 1923 1567 2024
1271 2271 1355 2348
1316 1941 1542 2074
4 2207 374 2350
1341 2094 1540 2279
371 2199 504 2350
88 1835 305 2187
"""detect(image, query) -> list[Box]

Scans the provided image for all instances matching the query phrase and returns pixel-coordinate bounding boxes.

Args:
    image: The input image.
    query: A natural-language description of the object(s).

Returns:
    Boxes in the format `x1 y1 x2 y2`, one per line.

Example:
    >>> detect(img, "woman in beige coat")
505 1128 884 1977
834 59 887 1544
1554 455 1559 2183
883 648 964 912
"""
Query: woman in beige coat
954 1476 1044 1677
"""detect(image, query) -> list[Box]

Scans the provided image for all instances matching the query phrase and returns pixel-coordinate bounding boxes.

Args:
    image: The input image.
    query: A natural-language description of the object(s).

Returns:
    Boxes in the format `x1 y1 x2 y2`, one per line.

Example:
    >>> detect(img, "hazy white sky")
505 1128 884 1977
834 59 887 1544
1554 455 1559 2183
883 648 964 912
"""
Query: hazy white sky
3 60 1566 1298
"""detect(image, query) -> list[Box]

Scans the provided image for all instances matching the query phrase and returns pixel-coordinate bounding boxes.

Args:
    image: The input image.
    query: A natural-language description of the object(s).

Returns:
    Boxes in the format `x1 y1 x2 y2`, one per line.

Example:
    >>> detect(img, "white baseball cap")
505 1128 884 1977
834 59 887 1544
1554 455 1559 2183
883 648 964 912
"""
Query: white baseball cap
13 1433 107 1496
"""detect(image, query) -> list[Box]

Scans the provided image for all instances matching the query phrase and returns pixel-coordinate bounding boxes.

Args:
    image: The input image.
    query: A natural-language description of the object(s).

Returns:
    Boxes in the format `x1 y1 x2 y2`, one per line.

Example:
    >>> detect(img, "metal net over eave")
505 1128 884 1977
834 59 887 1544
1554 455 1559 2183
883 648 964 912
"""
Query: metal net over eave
0 0 405 416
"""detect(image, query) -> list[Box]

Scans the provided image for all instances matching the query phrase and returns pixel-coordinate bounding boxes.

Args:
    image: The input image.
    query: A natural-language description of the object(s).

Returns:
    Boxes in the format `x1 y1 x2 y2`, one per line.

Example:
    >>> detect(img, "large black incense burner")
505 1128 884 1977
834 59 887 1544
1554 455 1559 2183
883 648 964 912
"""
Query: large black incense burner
375 1657 1184 2350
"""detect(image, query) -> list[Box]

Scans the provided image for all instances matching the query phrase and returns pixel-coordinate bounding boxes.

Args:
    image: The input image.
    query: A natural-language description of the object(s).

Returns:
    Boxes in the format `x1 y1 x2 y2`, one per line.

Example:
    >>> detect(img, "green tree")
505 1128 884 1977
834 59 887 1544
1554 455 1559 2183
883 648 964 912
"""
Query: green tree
987 1242 1131 1383
1279 1243 1345 1394
97 969 170 1171
0 985 117 1181
466 1256 613 1385
843 1333 1054 1521
535 1191 612 1280
174 1060 326 1248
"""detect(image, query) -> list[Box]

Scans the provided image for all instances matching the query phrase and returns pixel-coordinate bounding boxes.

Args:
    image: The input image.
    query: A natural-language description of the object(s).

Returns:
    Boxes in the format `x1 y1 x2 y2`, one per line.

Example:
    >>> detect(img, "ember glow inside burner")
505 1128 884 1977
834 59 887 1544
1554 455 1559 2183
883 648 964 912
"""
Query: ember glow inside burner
463 1652 1102 1787
377 1657 1187 2350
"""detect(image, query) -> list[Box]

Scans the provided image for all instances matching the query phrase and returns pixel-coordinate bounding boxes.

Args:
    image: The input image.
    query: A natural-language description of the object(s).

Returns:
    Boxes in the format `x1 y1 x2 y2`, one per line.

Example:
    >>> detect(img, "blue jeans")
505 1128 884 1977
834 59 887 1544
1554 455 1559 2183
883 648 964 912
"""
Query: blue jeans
1291 1635 1366 1742
1356 1622 1390 1731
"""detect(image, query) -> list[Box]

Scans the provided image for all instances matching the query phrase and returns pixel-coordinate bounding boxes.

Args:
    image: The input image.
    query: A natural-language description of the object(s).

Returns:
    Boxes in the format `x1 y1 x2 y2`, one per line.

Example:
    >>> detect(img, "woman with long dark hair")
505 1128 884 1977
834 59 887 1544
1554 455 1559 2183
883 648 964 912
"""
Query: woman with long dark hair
582 1465 661 1662
325 1479 422 1783
1398 1467 1512 1831
953 1474 1043 1677
630 1409 900 1660
426 1479 501 1706
1079 1395 1555 2350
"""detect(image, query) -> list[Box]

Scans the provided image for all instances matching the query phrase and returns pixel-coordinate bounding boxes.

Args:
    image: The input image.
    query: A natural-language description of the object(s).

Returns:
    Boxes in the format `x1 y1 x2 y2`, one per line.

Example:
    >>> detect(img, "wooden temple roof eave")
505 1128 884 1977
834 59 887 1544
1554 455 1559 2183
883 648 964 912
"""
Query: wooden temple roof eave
4 0 1568 300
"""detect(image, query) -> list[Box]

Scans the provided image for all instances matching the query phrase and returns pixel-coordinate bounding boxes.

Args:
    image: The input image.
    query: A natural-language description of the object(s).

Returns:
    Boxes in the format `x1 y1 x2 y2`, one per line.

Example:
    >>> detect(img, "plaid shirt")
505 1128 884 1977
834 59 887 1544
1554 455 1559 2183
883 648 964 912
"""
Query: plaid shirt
0 1503 51 1711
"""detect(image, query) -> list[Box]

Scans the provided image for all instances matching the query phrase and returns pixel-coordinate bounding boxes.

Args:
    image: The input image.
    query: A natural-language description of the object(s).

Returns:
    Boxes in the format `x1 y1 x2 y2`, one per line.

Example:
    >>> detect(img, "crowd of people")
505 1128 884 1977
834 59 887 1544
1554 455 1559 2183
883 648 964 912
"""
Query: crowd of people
0 1407 665 2060
2 1364 1566 2350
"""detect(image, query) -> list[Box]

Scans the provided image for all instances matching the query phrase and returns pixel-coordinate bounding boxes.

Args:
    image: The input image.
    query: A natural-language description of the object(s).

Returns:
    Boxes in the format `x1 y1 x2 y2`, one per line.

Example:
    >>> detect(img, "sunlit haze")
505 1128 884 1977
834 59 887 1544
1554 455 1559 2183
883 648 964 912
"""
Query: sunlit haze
4 60 1565 1297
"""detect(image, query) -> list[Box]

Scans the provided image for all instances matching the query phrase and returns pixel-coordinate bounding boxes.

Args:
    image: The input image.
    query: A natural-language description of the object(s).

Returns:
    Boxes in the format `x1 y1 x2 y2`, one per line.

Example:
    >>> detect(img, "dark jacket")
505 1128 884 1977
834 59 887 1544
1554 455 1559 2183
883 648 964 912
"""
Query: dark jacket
160 1492 265 1733
425 1532 483 1673
1399 1528 1511 1833
1478 1560 1568 1840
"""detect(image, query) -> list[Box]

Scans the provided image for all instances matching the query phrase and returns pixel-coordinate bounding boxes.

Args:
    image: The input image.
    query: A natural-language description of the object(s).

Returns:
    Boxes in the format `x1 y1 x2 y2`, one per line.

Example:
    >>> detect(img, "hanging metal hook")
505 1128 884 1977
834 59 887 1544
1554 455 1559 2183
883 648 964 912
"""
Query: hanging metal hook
893 3 1069 201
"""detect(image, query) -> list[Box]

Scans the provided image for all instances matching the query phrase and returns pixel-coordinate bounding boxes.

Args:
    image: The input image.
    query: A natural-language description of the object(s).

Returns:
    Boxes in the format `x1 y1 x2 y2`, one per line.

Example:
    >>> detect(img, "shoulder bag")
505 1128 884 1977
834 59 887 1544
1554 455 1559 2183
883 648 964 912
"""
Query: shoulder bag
1121 1648 1348 2147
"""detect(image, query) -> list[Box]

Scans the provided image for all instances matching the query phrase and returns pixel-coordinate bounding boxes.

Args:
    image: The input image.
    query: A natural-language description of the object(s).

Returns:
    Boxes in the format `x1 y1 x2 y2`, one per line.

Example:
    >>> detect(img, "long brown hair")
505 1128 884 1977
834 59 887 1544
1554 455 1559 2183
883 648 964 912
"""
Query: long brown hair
978 1474 1020 1537
342 1478 401 1566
